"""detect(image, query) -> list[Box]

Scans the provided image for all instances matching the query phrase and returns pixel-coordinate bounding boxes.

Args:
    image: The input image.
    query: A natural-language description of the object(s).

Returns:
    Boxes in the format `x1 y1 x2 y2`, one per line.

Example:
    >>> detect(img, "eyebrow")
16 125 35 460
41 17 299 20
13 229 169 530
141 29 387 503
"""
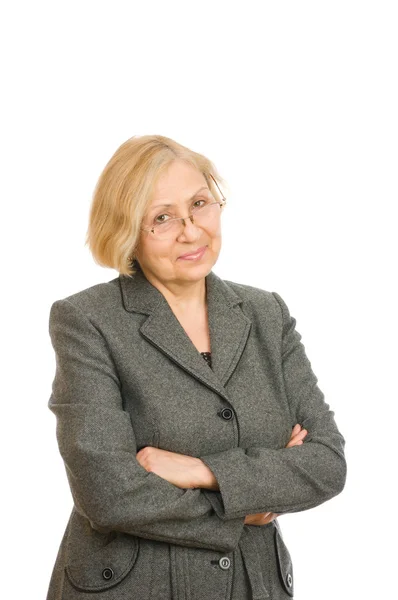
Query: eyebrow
150 186 210 211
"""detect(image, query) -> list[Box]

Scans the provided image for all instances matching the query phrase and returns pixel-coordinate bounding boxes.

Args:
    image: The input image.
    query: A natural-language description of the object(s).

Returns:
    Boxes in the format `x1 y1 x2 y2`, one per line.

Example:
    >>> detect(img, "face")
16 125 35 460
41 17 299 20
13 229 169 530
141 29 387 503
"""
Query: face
134 160 223 287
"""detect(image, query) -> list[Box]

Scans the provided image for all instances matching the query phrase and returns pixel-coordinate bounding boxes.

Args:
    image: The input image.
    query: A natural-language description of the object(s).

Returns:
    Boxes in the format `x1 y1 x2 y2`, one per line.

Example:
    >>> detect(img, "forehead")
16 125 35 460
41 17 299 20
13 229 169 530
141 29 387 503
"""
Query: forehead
149 161 209 208
149 186 211 211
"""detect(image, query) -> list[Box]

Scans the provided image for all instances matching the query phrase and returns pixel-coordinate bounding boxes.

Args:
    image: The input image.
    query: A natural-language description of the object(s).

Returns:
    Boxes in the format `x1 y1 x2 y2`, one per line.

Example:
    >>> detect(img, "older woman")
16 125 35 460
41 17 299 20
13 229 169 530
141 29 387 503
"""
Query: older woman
46 134 346 600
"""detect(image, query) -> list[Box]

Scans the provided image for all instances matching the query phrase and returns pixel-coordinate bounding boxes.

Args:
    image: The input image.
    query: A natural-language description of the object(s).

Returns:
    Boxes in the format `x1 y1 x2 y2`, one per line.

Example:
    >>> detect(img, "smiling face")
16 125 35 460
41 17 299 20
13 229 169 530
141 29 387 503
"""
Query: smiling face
134 160 223 288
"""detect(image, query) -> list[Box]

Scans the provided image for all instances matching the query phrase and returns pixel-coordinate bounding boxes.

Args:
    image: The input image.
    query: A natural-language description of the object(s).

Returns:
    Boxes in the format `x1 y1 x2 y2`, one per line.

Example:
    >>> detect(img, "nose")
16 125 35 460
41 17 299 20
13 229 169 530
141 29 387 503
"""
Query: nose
177 215 202 241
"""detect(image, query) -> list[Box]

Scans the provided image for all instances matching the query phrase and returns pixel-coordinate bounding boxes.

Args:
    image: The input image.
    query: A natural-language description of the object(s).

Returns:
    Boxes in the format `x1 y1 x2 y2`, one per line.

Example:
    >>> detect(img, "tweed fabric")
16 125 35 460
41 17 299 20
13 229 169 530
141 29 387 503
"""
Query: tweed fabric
46 267 346 599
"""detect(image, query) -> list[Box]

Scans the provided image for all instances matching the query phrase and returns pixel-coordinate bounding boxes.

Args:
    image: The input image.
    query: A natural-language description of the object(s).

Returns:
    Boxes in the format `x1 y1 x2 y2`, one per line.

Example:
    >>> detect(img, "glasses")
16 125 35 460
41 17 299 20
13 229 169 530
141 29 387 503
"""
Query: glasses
140 174 227 241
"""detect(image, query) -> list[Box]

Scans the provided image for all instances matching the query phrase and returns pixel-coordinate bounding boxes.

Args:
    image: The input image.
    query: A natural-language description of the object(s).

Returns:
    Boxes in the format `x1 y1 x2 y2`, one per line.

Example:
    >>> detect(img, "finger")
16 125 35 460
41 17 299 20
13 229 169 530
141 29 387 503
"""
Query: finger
291 424 301 436
287 438 304 447
286 435 305 448
290 429 308 442
262 512 275 523
270 513 279 521
286 425 309 448
289 424 304 440
286 439 302 448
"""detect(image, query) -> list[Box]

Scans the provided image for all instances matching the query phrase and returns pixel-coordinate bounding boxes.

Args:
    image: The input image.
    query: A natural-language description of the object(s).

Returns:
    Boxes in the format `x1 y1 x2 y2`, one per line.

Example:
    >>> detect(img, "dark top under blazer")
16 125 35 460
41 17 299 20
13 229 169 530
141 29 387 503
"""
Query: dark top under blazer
46 266 347 600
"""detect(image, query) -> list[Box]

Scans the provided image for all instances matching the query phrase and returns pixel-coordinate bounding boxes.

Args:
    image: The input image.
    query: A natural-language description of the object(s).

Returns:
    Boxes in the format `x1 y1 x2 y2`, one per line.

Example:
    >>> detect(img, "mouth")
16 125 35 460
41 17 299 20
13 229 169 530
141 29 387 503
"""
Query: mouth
178 245 207 259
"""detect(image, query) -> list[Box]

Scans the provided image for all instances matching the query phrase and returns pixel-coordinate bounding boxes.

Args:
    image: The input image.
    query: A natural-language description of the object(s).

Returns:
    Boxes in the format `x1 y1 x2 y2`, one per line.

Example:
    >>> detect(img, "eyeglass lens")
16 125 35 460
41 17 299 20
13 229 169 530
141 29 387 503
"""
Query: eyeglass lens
151 201 222 239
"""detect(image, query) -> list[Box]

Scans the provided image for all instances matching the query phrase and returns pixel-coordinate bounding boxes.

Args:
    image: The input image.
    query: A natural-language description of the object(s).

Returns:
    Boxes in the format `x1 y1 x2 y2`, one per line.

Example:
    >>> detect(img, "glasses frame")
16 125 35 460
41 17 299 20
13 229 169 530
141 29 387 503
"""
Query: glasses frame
140 173 227 236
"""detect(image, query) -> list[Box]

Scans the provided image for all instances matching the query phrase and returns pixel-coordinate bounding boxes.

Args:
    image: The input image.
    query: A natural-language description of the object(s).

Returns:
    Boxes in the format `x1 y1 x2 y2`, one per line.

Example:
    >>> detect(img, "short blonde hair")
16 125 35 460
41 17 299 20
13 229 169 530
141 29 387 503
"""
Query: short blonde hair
85 134 228 277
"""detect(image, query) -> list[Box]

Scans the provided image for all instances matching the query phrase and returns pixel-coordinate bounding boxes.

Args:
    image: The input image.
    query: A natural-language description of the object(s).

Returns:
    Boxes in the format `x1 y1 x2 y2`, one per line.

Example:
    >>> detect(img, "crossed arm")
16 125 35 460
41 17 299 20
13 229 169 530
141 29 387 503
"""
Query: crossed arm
134 292 346 523
48 293 346 553
136 423 309 525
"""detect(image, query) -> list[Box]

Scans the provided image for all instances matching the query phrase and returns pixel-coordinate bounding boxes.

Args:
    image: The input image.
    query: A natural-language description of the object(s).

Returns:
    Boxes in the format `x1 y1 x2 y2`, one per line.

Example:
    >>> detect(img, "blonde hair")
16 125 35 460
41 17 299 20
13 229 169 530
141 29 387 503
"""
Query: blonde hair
85 134 228 277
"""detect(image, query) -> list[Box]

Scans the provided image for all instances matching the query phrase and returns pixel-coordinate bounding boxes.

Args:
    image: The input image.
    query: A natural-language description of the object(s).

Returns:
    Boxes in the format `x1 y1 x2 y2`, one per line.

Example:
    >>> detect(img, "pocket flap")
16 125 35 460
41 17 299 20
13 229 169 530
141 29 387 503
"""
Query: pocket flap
66 533 139 592
274 523 294 597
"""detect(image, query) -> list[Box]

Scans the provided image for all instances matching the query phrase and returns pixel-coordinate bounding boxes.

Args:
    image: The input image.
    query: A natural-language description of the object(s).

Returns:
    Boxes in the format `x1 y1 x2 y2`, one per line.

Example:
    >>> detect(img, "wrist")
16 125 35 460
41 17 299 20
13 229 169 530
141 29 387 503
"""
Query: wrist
195 459 219 490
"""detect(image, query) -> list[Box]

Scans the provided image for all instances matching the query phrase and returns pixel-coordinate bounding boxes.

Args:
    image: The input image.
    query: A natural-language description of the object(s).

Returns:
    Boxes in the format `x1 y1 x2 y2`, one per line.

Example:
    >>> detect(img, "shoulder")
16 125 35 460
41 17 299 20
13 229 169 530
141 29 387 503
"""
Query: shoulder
49 276 122 320
222 277 288 317
219 276 294 335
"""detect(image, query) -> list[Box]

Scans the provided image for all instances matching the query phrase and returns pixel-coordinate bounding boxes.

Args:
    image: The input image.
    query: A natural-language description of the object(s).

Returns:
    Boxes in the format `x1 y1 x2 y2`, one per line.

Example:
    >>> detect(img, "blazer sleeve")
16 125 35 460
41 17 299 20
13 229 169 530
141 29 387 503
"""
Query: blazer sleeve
199 291 347 520
48 298 245 553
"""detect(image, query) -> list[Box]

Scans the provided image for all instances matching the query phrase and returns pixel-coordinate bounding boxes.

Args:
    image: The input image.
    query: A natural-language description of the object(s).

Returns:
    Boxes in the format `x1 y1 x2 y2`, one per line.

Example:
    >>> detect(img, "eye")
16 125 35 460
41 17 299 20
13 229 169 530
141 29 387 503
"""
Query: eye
154 212 170 224
153 198 209 225
192 198 208 209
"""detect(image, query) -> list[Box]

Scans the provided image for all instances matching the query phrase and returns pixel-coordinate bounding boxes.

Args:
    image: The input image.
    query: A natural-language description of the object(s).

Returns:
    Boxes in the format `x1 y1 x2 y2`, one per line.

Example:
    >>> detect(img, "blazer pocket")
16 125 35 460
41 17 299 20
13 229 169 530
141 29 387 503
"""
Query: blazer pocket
65 533 139 592
273 521 294 597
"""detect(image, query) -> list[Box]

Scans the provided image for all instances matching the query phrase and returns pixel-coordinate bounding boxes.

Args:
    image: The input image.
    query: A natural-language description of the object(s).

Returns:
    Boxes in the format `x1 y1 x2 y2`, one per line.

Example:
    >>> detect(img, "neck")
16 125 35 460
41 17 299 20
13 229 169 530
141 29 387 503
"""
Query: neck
142 269 208 313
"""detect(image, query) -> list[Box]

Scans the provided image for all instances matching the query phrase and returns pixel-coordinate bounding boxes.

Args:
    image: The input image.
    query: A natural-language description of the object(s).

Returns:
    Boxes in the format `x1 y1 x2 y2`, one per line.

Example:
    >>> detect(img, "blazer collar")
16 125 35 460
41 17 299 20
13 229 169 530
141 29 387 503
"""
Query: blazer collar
119 267 252 397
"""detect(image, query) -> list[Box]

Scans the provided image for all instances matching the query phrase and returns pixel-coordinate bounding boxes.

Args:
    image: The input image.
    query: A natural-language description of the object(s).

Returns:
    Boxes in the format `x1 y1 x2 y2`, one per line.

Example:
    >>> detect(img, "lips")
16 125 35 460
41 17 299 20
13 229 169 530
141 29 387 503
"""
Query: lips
178 245 207 259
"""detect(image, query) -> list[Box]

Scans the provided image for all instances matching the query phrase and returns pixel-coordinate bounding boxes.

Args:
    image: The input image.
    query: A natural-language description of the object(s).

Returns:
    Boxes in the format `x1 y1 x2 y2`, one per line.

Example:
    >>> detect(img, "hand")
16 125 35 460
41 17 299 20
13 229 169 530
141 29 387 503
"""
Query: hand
136 446 206 489
285 422 308 448
244 511 280 526
243 423 308 526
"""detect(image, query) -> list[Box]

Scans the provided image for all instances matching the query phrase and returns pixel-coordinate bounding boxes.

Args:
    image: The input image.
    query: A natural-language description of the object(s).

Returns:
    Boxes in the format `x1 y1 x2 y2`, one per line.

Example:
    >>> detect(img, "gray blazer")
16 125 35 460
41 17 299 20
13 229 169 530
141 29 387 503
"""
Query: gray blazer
46 266 346 600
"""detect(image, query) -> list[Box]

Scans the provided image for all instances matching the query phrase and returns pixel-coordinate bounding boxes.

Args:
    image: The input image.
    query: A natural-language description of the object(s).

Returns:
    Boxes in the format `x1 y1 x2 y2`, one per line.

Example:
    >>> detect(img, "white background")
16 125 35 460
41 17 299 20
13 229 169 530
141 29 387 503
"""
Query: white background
1 1 397 598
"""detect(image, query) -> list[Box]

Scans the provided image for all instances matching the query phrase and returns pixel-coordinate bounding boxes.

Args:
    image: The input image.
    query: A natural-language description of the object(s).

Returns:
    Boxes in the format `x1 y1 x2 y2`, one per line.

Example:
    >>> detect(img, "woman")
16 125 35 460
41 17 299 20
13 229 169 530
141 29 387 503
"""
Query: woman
46 134 346 600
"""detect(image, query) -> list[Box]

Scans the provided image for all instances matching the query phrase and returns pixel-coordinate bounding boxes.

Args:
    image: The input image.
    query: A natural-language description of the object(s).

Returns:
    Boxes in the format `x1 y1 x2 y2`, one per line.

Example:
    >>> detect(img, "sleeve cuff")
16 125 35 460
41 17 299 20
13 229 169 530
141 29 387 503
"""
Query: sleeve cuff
202 490 226 519
200 448 250 520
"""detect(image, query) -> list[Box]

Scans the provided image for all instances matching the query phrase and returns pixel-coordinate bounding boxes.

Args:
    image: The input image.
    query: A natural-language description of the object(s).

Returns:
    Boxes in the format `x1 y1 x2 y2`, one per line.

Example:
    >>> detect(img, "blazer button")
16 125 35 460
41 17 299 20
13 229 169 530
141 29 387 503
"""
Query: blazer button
102 568 114 581
219 407 233 421
219 557 231 570
286 573 293 587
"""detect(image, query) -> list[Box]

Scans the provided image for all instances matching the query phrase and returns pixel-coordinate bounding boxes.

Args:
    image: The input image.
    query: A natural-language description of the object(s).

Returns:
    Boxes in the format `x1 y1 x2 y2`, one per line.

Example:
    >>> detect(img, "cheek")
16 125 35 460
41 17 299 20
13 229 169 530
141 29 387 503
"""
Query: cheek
209 220 222 240
212 228 222 247
151 240 175 261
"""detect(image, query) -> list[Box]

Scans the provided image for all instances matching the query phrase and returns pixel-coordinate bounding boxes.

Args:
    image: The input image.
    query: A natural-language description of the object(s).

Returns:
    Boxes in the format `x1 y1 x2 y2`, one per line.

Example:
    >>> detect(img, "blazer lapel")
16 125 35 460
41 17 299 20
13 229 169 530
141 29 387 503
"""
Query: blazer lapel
119 267 252 398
